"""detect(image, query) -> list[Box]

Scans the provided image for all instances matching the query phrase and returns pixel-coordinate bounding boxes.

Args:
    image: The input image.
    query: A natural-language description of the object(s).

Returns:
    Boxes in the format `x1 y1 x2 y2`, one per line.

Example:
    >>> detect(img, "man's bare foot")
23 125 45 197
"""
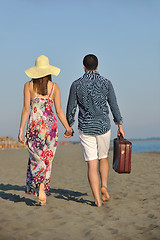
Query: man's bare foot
95 200 102 207
101 186 110 202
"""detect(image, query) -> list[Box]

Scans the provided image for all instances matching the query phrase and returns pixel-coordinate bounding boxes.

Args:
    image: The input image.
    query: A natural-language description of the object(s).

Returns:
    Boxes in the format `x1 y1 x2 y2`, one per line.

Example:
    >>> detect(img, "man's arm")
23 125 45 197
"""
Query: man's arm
66 82 77 127
107 81 125 137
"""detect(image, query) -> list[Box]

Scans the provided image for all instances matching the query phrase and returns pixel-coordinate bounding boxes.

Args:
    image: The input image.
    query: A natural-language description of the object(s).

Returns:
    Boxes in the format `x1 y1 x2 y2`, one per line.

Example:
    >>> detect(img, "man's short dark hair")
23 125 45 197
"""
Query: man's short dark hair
83 54 98 70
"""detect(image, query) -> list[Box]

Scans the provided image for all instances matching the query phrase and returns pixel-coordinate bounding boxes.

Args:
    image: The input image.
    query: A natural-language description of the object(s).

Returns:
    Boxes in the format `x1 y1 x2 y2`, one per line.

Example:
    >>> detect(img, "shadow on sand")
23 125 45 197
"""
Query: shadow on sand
50 188 95 206
0 183 38 206
0 184 95 206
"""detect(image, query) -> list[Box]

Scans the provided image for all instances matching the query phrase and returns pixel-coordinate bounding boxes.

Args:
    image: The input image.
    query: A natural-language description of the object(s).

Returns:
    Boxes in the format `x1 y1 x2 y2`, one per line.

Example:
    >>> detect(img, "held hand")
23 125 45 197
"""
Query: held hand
117 125 125 138
64 128 74 138
18 129 24 144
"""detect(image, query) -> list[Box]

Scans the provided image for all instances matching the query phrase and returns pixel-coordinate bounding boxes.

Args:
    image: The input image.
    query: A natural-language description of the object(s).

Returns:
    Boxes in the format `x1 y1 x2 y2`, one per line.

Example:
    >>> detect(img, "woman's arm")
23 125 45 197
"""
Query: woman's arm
18 82 31 143
53 83 73 137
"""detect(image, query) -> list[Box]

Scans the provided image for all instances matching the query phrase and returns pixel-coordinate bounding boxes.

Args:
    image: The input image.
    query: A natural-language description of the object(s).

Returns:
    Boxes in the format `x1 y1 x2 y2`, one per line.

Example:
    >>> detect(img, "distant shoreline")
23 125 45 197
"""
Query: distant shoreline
0 136 160 148
71 138 160 144
127 138 160 142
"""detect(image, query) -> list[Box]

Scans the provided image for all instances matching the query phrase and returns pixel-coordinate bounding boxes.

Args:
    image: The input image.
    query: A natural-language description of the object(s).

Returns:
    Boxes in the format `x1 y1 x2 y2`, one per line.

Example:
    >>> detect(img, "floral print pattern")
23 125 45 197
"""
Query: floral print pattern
25 86 58 196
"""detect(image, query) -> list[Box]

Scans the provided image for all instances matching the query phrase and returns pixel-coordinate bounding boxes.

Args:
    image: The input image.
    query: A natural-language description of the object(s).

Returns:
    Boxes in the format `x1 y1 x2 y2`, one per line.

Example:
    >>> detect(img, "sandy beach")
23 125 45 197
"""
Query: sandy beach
0 144 160 240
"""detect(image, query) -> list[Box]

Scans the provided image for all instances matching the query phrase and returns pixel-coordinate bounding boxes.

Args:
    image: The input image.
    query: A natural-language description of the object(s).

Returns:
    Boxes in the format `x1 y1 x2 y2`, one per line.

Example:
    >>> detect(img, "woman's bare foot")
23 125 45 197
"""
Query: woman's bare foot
39 191 46 205
39 183 46 205
101 186 110 202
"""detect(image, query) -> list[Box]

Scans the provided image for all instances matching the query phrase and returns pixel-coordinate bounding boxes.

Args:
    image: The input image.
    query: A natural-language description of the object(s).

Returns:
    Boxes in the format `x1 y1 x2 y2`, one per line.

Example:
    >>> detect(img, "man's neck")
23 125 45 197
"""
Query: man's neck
85 69 97 72
84 65 98 72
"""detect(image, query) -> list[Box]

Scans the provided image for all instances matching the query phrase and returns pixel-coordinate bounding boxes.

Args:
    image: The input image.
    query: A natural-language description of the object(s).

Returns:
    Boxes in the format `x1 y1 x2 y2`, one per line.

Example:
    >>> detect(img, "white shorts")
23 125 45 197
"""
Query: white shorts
79 129 111 161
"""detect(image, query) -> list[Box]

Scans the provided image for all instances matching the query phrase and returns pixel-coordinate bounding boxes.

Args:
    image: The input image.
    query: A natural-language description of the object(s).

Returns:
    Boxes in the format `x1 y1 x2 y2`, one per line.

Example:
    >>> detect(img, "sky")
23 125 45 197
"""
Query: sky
0 0 160 141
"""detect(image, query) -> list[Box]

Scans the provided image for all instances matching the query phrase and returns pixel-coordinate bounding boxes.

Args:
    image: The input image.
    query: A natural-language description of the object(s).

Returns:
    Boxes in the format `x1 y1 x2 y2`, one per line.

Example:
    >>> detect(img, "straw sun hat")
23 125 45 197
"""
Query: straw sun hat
25 55 60 78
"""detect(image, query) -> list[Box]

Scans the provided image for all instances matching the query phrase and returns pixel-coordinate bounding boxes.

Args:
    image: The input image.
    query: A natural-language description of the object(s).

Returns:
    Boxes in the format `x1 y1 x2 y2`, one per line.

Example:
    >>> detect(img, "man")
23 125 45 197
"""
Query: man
66 54 125 207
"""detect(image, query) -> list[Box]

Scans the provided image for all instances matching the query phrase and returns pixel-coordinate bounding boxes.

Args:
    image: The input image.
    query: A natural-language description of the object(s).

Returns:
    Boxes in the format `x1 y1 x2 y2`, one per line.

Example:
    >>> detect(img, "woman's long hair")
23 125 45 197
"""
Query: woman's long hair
32 75 52 96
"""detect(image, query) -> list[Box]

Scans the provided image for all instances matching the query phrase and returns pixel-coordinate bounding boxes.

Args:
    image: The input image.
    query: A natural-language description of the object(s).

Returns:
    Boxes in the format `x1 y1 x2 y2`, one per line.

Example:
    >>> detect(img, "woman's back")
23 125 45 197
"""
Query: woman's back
29 79 55 100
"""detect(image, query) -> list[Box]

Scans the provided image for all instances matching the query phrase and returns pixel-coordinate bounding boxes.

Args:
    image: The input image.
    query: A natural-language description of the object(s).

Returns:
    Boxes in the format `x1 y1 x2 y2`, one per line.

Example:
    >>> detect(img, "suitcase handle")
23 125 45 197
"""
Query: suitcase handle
117 135 132 145
118 134 127 142
118 133 124 140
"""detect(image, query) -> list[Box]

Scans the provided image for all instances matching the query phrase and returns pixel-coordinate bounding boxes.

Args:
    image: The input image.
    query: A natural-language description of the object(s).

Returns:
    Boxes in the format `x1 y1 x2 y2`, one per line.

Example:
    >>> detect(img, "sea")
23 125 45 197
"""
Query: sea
73 139 160 153
131 140 160 153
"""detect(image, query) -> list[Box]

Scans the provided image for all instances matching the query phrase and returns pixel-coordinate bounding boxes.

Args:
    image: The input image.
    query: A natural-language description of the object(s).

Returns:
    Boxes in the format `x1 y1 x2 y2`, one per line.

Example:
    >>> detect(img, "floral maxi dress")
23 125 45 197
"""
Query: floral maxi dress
25 83 58 196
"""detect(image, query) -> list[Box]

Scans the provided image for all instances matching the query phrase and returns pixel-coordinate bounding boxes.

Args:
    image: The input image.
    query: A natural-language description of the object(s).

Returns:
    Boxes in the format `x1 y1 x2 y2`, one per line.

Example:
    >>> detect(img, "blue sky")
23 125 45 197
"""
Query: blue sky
0 0 160 141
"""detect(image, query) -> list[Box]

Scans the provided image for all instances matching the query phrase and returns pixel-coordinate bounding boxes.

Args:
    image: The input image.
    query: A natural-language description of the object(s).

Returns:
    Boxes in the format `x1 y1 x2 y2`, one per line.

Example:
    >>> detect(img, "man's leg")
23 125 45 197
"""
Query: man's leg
87 159 102 207
79 130 102 206
97 130 111 202
99 157 109 188
99 157 110 201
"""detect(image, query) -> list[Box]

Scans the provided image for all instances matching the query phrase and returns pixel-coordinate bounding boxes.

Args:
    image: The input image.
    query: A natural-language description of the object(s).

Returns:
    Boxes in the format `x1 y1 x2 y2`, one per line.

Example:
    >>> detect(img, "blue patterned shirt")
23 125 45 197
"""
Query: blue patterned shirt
66 71 123 135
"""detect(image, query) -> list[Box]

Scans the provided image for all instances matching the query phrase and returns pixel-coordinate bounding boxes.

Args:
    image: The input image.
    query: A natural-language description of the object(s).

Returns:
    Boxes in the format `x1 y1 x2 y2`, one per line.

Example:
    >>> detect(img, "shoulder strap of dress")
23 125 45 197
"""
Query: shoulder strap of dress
48 83 54 98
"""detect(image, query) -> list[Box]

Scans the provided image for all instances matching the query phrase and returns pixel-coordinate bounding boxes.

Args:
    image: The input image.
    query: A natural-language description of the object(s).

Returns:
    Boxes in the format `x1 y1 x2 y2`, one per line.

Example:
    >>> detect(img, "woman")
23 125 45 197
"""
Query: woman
18 55 73 205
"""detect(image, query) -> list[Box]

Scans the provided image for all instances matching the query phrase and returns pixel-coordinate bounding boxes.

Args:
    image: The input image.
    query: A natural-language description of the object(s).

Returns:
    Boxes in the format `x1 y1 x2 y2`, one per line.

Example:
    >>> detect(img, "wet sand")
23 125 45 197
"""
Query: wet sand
0 144 160 240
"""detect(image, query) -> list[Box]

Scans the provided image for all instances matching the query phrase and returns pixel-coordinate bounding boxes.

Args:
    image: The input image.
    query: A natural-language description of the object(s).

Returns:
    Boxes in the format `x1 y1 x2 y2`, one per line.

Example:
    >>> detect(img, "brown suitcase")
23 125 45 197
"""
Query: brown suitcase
113 136 132 173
